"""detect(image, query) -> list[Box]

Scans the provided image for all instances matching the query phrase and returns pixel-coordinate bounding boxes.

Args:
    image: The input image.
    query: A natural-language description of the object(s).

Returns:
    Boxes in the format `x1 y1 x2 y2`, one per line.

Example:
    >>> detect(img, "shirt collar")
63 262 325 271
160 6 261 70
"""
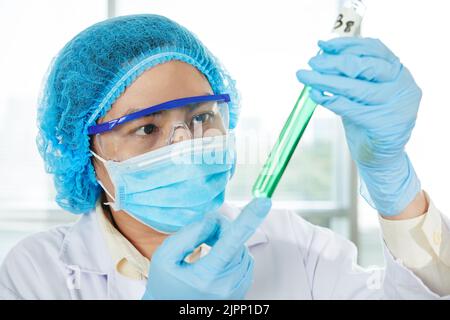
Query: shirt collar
95 201 149 279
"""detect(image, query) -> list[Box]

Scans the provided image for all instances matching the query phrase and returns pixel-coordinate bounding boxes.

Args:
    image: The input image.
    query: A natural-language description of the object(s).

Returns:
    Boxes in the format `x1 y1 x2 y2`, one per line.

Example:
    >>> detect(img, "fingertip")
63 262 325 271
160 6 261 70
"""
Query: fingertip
232 197 272 236
317 39 327 48
296 69 312 83
308 55 326 70
251 196 272 215
307 56 317 69
318 38 338 52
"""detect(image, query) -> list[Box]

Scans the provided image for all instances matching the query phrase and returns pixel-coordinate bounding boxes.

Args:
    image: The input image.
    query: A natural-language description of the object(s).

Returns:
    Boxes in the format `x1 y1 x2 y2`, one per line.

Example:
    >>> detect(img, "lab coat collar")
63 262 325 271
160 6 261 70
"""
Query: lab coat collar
59 201 269 275
59 211 113 275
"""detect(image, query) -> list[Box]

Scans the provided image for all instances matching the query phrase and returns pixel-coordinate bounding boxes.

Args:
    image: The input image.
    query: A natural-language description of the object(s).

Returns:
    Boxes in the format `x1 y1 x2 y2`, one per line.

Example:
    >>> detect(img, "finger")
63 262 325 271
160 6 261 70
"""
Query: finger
309 89 378 126
296 69 398 105
308 53 402 83
318 37 399 64
199 197 271 270
226 197 272 248
156 215 220 264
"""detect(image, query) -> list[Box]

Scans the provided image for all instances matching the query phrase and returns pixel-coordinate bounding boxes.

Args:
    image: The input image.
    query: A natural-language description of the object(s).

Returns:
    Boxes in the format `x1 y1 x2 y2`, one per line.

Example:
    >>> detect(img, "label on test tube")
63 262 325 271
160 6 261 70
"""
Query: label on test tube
333 0 365 37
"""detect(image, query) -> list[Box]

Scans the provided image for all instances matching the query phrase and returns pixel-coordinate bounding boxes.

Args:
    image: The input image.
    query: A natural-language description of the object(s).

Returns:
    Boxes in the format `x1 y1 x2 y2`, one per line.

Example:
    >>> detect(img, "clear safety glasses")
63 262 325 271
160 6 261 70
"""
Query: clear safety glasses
88 94 230 161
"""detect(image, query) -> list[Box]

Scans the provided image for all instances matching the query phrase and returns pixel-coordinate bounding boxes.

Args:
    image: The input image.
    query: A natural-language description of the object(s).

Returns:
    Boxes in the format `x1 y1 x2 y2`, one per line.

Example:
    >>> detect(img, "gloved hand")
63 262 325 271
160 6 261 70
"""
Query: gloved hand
296 37 422 216
142 197 272 300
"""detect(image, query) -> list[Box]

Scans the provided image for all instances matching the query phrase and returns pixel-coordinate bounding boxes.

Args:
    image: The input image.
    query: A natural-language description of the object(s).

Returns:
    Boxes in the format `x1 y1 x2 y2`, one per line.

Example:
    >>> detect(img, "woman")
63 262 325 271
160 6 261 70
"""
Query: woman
0 14 448 299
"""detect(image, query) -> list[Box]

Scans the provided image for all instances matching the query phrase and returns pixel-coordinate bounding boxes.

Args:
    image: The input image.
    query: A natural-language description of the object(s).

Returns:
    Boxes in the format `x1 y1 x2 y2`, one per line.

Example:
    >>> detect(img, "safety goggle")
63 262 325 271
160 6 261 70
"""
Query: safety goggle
88 94 230 161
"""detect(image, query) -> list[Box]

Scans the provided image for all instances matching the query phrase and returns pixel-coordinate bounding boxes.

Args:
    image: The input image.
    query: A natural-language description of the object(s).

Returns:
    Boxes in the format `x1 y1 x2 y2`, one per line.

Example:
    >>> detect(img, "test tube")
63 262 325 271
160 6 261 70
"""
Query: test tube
252 87 317 198
252 0 365 198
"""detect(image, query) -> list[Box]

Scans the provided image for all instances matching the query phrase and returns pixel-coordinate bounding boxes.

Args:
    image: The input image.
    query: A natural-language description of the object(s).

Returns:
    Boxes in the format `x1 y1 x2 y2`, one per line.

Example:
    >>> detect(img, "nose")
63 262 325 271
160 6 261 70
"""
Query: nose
168 123 192 144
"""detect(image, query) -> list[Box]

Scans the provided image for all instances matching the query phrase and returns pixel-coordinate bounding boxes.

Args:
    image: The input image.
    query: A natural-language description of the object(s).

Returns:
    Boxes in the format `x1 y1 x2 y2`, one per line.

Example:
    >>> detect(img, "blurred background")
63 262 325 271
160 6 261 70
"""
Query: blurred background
0 0 449 267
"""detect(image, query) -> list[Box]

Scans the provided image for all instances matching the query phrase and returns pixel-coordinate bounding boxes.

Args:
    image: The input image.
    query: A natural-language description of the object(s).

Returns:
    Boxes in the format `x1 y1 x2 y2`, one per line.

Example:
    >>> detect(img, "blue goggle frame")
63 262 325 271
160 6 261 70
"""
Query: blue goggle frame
88 93 231 135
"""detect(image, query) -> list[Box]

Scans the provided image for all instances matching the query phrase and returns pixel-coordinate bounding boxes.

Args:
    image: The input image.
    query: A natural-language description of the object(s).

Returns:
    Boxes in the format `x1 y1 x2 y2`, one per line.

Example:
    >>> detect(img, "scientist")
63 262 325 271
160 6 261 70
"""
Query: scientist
0 14 448 299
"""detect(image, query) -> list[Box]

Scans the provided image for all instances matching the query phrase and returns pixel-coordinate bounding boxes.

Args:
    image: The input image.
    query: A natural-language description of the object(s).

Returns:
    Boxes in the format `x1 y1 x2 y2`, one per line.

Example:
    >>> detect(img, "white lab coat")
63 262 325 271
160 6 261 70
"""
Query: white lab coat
0 202 447 299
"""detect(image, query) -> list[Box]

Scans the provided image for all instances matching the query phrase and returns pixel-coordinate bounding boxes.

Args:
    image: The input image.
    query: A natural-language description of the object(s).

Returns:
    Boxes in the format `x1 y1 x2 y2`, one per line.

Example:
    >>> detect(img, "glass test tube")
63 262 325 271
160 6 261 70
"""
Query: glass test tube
252 87 317 198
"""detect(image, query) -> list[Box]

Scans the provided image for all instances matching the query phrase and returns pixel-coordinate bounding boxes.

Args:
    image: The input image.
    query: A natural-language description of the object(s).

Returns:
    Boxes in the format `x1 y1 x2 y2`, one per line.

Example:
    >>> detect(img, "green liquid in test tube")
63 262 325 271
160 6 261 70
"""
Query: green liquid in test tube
252 0 365 198
252 86 317 198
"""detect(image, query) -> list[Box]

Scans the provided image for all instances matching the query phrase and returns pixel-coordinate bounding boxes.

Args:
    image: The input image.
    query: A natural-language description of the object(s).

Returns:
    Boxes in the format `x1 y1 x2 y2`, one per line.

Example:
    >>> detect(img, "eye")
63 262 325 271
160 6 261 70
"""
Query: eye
136 124 157 136
192 112 214 125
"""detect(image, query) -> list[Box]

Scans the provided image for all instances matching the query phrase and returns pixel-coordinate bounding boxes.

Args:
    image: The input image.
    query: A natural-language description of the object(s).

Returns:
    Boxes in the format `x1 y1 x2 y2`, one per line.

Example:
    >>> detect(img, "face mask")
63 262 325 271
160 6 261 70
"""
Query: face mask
91 134 235 234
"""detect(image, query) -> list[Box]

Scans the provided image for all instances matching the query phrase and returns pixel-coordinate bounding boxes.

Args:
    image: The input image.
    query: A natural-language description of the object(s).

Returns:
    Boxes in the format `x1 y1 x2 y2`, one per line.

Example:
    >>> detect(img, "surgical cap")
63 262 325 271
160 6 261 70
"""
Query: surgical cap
36 14 240 214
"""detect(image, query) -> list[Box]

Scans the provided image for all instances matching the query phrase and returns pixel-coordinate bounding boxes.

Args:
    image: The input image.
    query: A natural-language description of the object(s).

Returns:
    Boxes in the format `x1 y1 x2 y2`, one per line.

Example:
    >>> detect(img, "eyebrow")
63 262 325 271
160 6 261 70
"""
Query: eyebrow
123 108 158 117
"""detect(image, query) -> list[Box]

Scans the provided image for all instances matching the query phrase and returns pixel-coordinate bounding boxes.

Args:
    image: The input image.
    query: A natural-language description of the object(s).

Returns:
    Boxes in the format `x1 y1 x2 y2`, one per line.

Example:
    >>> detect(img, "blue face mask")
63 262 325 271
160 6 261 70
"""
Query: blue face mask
92 134 235 234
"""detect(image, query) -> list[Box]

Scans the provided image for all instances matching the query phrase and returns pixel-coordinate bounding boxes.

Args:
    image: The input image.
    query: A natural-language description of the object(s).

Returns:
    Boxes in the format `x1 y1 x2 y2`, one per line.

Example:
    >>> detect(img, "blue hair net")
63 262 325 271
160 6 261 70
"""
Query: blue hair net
37 14 240 214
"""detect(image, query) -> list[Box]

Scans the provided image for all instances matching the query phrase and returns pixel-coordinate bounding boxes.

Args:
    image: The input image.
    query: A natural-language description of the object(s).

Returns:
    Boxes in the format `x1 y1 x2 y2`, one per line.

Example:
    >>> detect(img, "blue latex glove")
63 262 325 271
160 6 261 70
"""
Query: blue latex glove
142 197 272 300
296 38 422 216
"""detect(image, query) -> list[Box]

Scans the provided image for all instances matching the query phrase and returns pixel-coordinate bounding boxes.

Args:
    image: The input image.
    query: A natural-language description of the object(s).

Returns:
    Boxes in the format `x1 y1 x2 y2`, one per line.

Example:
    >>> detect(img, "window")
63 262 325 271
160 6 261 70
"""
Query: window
0 0 108 261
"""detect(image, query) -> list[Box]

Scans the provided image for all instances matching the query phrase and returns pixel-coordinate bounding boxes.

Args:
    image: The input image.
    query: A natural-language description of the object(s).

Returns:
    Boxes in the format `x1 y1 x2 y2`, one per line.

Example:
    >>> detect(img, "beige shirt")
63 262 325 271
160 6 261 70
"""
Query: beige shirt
97 195 450 295
379 193 450 296
96 203 150 280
